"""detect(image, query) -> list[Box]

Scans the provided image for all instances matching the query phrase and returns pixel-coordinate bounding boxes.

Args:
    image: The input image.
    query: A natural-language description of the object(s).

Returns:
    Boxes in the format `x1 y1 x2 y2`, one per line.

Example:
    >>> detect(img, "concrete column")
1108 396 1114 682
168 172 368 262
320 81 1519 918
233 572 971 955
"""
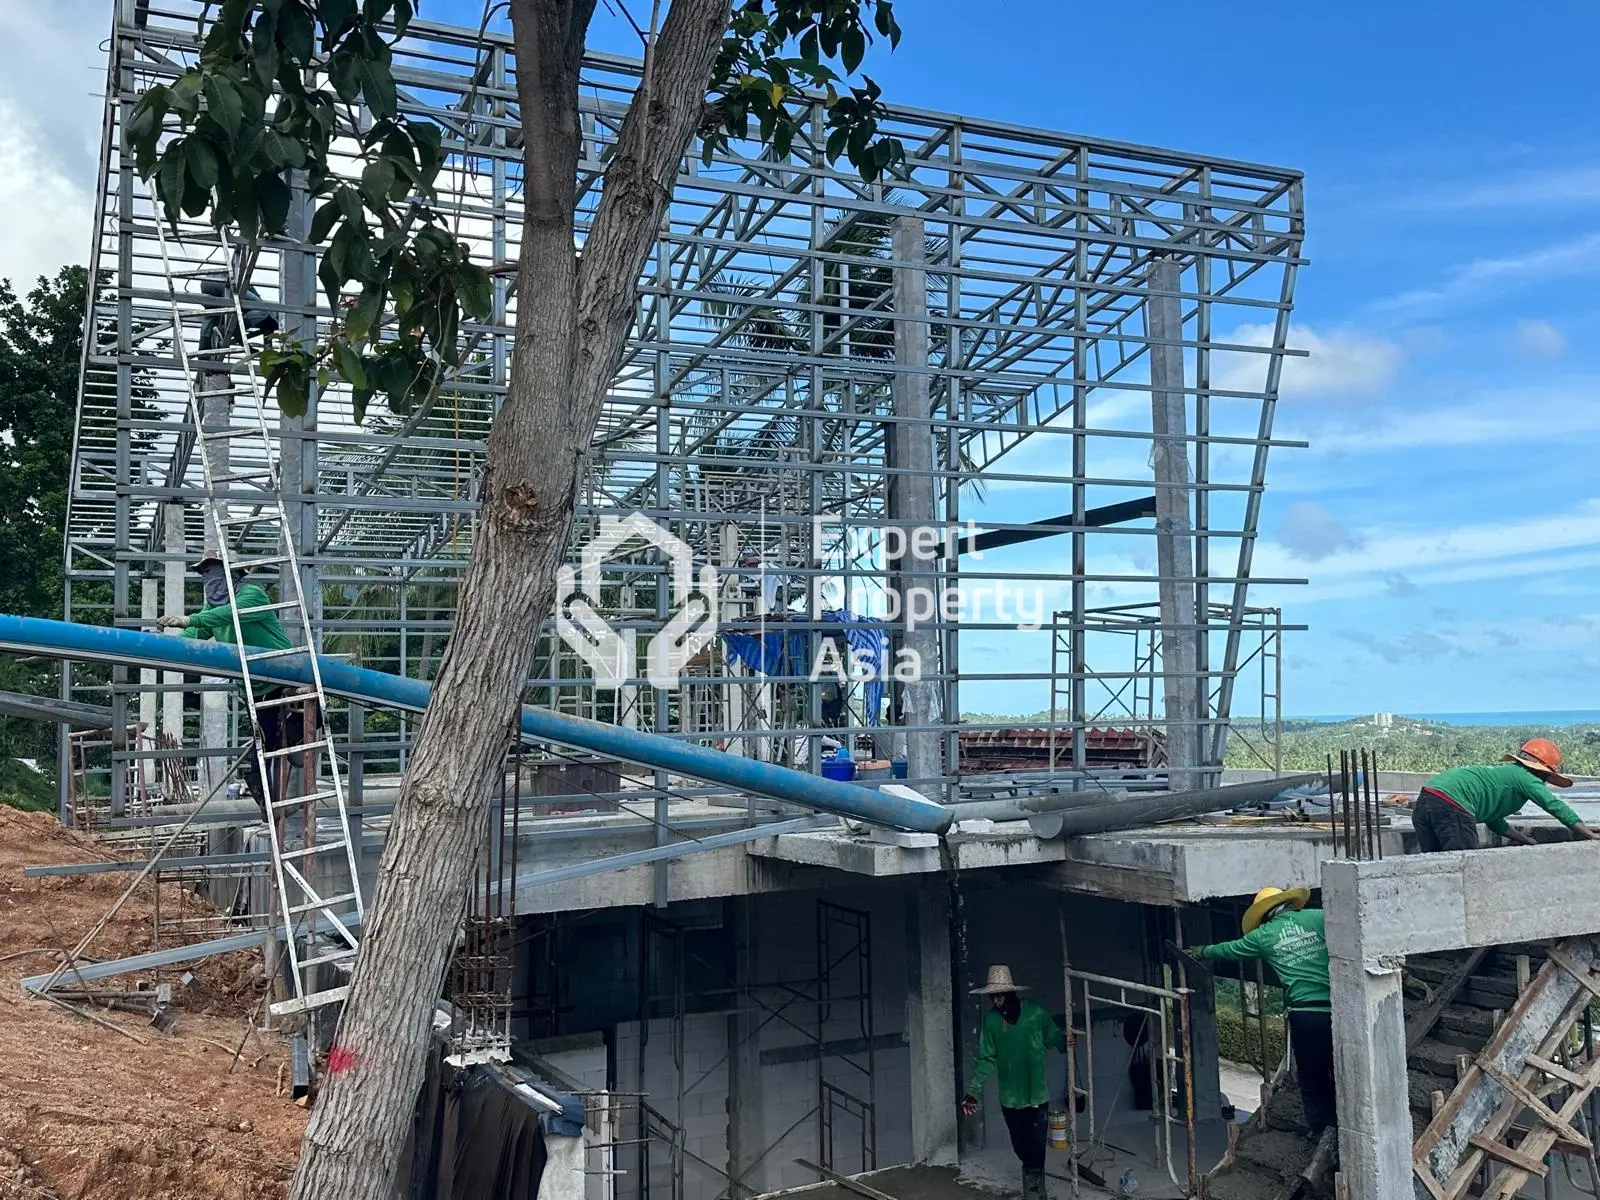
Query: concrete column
198 391 232 804
1147 256 1198 790
906 878 958 1165
890 217 943 789
139 575 158 789
726 897 766 1196
719 524 746 757
1323 862 1412 1200
1179 907 1223 1122
161 503 185 744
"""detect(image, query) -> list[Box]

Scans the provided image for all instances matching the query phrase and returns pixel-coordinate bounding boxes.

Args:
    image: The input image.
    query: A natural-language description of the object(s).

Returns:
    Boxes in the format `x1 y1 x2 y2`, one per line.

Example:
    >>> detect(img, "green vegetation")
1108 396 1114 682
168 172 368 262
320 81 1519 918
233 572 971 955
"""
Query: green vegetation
0 266 84 811
961 709 1600 776
1213 976 1287 1070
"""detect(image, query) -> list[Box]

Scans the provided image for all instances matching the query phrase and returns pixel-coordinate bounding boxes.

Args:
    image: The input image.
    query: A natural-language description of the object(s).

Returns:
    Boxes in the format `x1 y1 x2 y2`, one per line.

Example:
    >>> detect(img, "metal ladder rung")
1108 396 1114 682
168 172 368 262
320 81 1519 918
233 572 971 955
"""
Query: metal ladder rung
298 949 358 971
279 840 353 862
245 645 306 662
261 738 329 760
267 787 342 809
268 985 349 1017
285 893 360 917
252 689 315 711
237 599 302 615
200 427 263 442
214 469 275 484
233 553 292 570
217 512 270 527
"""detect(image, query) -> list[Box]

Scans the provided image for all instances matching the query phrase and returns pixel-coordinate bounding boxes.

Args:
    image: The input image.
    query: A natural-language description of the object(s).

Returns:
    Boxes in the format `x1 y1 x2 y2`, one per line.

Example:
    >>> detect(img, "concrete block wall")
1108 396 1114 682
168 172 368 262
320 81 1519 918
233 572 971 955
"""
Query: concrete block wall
603 884 919 1199
957 881 1164 1141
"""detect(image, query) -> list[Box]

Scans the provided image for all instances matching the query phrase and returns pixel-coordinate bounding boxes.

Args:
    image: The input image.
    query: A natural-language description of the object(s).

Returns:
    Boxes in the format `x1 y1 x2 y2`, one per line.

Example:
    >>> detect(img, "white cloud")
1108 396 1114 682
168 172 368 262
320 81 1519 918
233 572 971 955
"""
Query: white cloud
1310 377 1600 453
1255 500 1600 605
1375 232 1600 318
0 1 106 287
1275 501 1362 562
1214 323 1402 402
1513 318 1566 359
1403 166 1600 213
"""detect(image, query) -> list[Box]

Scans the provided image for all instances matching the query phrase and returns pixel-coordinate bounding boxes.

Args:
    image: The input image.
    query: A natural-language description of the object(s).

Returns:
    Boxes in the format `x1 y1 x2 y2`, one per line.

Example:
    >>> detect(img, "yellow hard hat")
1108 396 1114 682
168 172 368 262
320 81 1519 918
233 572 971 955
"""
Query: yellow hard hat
1242 886 1310 934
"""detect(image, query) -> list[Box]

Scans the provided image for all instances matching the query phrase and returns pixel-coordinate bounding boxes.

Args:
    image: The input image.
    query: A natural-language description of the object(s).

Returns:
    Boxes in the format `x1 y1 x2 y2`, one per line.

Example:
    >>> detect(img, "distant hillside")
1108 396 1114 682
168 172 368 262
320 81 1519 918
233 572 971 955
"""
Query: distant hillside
958 712 1600 775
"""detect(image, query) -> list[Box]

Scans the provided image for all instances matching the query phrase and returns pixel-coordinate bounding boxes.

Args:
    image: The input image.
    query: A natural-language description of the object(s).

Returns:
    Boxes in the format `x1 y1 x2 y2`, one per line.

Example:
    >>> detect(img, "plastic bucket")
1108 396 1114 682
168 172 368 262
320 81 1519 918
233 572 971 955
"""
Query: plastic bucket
1047 1108 1069 1150
820 758 856 783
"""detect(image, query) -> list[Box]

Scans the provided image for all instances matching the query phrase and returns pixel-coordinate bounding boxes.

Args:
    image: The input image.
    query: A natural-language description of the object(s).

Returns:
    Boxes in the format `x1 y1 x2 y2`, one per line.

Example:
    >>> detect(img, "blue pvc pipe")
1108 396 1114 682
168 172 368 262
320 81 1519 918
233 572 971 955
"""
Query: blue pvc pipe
0 614 952 834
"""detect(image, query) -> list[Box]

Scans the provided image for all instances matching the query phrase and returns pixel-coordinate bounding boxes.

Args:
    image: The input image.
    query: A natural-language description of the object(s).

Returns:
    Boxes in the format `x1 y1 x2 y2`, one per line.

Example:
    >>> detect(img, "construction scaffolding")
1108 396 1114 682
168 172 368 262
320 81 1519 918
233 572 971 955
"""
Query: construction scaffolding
66 0 1303 834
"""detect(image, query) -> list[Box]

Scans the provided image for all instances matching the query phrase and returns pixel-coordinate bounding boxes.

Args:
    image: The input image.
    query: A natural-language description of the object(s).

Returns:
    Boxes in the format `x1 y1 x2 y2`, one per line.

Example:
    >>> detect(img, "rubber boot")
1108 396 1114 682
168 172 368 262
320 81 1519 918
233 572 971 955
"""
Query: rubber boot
1023 1167 1047 1199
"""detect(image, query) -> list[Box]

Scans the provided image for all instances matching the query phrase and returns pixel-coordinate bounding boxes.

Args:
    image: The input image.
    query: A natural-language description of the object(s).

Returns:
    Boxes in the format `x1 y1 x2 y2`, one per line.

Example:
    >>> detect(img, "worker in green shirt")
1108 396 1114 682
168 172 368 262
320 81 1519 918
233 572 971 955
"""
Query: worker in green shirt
157 553 309 818
1190 887 1336 1136
1413 738 1598 853
960 964 1068 1200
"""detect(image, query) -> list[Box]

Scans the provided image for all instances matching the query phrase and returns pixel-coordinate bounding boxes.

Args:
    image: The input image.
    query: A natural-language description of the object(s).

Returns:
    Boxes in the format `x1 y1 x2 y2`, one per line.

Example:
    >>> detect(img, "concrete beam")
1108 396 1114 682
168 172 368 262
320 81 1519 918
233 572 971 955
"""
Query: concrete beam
1323 842 1600 960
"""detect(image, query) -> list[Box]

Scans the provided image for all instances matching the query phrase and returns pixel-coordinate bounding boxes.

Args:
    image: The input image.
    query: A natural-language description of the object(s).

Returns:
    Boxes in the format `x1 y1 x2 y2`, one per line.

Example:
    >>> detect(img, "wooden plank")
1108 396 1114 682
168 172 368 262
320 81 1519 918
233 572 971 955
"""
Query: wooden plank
1407 948 1492 1052
1411 1159 1450 1200
1420 937 1600 1197
1477 1059 1589 1149
1469 1133 1547 1177
1547 945 1600 1001
1526 1053 1586 1089
792 1160 896 1200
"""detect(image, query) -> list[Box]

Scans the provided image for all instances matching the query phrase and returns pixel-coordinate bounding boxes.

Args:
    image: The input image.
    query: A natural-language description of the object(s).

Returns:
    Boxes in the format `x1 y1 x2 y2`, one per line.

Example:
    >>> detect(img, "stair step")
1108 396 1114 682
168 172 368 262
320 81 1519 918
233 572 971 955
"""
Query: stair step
1235 1128 1315 1181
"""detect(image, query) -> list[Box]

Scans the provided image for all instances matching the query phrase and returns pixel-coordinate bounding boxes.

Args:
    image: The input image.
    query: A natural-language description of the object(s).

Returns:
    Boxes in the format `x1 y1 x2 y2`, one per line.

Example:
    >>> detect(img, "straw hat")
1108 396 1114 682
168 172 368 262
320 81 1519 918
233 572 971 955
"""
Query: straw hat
970 964 1029 995
1241 886 1310 934
1502 738 1573 788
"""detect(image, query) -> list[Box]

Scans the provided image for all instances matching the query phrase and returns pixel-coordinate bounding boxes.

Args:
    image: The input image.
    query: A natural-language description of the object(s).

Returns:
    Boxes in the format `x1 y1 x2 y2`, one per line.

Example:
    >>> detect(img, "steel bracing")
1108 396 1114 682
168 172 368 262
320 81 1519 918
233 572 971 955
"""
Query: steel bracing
66 0 1304 817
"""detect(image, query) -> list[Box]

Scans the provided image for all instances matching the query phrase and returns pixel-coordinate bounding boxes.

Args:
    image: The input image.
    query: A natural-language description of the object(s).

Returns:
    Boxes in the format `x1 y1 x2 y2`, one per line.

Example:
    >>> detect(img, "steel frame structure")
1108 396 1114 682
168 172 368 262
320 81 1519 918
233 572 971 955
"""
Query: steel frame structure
65 0 1305 817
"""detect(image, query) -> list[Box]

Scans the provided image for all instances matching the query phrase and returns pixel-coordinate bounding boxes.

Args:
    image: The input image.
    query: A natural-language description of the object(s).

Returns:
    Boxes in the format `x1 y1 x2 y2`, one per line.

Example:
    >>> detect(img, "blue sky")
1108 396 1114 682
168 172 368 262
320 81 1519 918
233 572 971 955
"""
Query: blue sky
6 1 1600 718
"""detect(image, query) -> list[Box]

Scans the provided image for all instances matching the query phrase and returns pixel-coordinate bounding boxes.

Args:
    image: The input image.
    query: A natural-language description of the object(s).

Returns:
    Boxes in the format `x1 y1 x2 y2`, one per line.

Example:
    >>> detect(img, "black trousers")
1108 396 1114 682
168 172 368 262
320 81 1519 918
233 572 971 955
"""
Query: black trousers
1288 1009 1337 1136
241 690 318 818
1001 1103 1048 1171
1413 792 1481 853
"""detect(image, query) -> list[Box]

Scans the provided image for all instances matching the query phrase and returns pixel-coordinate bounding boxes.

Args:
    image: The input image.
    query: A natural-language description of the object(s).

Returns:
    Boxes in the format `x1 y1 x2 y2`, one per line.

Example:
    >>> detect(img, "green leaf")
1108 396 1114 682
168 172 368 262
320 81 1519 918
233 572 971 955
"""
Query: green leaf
319 254 344 310
329 47 363 102
351 385 374 424
202 75 244 136
234 169 261 242
256 169 291 233
333 338 368 387
841 26 866 74
875 1 902 47
359 158 395 209
252 11 280 87
275 361 310 417
181 176 211 218
157 147 185 218
186 138 220 189
309 198 342 244
318 0 357 39
346 285 383 341
280 1 316 61
393 0 414 35
171 71 204 118
454 264 491 319
359 57 397 119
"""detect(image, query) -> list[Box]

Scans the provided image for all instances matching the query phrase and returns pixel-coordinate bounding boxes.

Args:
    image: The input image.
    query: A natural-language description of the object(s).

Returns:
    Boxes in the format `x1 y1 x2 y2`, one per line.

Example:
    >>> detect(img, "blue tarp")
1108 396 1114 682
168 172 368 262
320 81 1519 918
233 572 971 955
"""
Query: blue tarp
721 609 888 724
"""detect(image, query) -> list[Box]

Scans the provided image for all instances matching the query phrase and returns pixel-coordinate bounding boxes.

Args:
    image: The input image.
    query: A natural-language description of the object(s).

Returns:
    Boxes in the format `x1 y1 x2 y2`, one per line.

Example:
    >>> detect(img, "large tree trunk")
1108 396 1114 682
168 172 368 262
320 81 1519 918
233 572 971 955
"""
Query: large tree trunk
288 2 731 1196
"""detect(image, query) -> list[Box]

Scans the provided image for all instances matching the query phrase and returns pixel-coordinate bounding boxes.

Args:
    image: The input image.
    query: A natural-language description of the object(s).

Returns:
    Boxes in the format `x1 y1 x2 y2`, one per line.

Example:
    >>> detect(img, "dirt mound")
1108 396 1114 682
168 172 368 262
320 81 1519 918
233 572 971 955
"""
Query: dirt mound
0 805 306 1198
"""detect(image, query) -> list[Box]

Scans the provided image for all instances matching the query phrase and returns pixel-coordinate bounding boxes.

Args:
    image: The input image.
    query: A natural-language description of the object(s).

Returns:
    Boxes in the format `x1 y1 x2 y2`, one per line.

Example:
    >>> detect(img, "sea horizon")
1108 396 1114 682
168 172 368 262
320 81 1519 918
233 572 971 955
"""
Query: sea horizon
1292 709 1600 728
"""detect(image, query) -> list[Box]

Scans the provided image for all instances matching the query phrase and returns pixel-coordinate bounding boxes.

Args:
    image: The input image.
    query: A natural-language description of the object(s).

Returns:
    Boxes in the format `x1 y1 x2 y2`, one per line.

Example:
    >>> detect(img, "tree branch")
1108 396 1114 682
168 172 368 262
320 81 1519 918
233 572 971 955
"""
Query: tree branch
572 0 732 413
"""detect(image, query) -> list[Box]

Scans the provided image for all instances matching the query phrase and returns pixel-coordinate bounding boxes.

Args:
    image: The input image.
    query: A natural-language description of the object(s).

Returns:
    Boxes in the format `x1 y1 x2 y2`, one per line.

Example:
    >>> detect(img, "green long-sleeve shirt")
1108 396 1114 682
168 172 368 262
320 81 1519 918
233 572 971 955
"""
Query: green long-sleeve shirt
181 584 292 698
1199 908 1331 1013
965 999 1067 1110
1422 763 1580 834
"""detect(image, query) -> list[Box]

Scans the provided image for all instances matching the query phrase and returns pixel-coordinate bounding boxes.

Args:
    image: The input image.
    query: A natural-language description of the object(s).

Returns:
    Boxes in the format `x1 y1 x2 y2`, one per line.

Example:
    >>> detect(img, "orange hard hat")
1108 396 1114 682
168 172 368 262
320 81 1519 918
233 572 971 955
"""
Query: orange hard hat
1504 738 1573 788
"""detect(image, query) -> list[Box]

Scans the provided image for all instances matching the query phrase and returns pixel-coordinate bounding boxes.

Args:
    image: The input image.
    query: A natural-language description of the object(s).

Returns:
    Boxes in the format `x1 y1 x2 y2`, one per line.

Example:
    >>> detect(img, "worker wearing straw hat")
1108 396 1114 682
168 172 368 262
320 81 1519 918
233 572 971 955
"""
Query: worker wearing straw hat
960 965 1068 1200
1412 738 1600 852
1187 888 1337 1137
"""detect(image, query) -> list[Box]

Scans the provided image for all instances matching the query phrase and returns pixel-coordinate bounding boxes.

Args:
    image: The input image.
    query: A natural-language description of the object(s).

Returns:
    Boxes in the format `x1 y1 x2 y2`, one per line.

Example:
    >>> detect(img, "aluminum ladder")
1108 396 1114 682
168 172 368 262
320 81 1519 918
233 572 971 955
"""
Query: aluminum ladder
153 220 364 1018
